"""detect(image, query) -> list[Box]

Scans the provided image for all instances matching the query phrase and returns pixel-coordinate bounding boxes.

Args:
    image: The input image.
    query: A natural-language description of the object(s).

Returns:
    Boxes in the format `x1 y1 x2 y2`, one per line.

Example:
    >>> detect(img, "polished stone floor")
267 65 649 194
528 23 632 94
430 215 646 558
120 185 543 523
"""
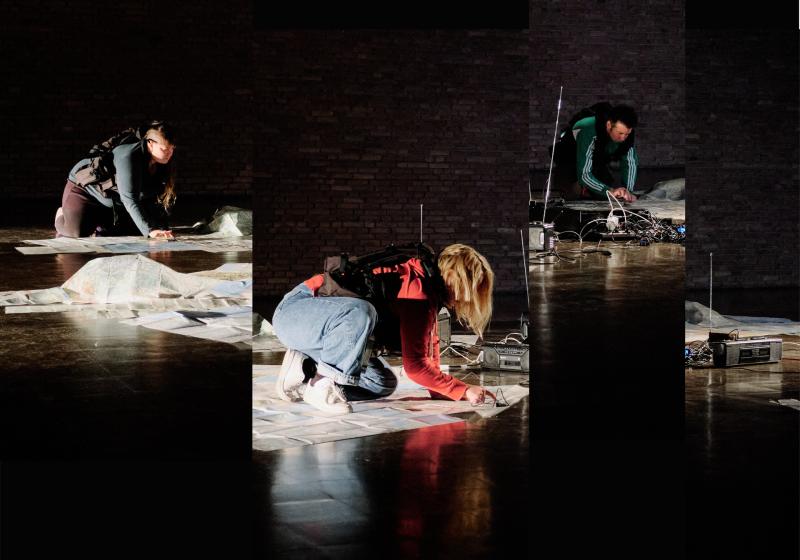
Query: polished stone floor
531 241 685 439
685 335 800 558
0 227 252 459
528 240 687 554
253 295 530 558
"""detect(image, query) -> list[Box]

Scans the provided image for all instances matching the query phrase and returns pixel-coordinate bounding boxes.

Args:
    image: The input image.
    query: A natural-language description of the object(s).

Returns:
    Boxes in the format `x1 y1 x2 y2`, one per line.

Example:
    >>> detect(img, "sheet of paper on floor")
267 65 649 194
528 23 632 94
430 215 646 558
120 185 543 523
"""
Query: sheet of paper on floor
16 245 96 255
1 255 254 346
122 306 252 344
773 399 800 411
252 364 529 452
102 241 202 253
16 233 252 255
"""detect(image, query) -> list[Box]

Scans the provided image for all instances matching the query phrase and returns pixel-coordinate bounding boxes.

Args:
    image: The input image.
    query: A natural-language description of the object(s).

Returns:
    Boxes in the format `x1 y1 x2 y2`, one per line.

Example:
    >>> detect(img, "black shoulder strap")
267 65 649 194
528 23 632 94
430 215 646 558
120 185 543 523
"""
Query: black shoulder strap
326 242 443 301
350 242 435 270
565 101 613 130
87 127 141 158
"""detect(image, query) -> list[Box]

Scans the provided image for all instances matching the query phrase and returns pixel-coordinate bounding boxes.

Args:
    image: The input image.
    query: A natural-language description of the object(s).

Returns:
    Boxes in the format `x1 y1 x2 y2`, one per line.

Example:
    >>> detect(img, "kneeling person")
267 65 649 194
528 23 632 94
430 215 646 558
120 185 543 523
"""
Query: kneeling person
272 244 496 414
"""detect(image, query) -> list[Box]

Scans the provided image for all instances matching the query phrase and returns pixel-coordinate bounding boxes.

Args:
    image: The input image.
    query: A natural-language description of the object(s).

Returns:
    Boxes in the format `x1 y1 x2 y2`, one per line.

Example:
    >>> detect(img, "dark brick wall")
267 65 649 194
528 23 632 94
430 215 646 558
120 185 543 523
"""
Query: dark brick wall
253 30 530 298
0 2 253 214
529 0 685 173
685 30 799 290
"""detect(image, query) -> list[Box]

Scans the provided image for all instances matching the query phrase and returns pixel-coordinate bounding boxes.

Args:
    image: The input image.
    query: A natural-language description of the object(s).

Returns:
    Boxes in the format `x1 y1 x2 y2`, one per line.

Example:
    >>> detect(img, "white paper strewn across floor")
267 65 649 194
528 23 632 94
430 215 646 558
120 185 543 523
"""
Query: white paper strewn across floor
16 234 252 255
1 256 253 346
252 364 529 452
685 301 800 342
122 306 253 344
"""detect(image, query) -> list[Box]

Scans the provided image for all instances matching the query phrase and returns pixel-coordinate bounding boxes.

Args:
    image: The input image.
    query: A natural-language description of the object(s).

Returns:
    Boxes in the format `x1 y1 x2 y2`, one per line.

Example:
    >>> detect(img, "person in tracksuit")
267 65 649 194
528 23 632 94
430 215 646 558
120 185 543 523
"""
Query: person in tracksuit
552 103 640 202
573 104 639 202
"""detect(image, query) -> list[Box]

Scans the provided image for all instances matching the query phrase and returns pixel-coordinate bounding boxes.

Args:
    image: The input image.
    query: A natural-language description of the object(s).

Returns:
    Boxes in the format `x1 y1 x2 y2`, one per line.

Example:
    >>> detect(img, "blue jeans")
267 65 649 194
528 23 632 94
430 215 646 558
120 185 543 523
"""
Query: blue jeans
272 283 397 401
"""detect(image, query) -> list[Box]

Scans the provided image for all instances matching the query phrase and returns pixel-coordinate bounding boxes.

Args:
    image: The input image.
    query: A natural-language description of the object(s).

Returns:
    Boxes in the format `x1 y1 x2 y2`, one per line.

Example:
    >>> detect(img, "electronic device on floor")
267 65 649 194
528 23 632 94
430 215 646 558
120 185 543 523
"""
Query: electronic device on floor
437 308 451 349
594 208 636 240
528 86 564 255
708 332 783 367
483 232 532 373
530 221 555 251
481 306 530 372
482 341 530 372
705 253 783 367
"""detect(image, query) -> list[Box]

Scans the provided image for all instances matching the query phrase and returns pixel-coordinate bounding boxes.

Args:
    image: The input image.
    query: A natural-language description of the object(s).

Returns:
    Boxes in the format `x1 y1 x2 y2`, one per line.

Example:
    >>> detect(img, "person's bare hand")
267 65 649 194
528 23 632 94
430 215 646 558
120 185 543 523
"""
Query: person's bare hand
148 229 174 239
609 187 637 203
463 384 496 405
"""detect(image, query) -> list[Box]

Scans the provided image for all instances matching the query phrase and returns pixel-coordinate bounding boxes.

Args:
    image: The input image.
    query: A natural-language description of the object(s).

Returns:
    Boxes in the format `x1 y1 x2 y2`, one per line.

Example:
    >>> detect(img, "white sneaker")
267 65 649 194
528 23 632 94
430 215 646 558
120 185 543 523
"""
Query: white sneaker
303 377 352 415
54 207 64 233
275 349 308 402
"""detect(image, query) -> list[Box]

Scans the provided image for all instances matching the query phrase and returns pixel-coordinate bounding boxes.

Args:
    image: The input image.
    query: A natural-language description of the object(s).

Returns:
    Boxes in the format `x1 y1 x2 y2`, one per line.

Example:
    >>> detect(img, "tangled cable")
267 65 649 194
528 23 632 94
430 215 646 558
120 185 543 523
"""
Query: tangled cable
685 339 713 367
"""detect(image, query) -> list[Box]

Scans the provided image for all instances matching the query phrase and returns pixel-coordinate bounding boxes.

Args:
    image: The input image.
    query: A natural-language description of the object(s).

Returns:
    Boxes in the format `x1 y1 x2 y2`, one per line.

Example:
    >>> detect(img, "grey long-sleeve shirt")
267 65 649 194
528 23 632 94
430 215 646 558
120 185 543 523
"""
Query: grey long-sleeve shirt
69 140 164 236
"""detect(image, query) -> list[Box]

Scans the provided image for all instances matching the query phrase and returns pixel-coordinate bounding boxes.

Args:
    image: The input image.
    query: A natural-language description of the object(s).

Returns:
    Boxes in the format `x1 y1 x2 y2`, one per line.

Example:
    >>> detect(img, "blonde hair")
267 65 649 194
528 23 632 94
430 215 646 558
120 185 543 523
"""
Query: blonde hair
437 244 494 338
143 121 177 211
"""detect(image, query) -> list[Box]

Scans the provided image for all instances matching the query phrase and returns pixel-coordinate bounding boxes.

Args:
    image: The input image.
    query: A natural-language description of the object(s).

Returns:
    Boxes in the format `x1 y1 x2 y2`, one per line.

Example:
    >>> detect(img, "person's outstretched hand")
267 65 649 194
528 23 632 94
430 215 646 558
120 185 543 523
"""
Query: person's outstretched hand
148 229 174 239
463 384 496 405
610 187 637 202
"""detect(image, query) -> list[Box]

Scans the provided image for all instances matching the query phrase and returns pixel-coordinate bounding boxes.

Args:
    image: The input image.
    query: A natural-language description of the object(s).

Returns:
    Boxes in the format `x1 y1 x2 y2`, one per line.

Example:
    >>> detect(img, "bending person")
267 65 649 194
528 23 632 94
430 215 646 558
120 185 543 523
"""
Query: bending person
55 120 177 238
272 244 497 414
573 104 639 202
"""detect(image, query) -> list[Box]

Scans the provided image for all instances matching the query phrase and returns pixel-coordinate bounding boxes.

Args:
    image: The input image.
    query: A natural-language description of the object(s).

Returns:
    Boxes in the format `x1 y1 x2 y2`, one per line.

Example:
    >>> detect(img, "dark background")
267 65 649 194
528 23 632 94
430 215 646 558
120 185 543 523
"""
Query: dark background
529 0 685 187
0 3 256 558
1 0 798 557
0 2 532 558
253 29 530 308
529 1 687 557
685 28 800 319
684 10 800 559
0 2 255 226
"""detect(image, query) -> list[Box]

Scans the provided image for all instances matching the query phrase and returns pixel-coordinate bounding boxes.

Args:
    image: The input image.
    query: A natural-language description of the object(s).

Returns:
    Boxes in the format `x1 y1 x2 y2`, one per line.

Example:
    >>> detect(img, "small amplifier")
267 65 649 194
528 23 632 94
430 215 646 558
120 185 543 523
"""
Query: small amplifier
709 335 783 367
530 222 555 252
482 342 529 372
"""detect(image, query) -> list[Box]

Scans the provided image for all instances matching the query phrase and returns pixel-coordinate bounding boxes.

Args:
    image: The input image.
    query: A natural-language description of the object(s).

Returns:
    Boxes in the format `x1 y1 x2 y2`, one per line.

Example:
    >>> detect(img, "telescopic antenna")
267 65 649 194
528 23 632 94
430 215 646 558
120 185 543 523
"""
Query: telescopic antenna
542 86 563 226
709 252 713 329
420 204 423 244
521 229 530 304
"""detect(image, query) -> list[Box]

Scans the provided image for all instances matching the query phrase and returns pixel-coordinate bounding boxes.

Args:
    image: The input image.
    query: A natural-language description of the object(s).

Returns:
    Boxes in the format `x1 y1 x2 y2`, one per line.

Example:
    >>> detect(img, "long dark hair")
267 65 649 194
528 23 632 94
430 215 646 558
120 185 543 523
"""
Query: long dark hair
141 120 177 210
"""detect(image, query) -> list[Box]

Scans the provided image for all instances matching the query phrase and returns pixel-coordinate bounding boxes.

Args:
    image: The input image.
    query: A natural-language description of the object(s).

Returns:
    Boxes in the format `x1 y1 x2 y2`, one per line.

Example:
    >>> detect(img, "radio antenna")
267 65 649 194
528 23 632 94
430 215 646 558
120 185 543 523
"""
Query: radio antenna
521 229 530 304
419 204 423 244
542 86 563 226
709 252 713 329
